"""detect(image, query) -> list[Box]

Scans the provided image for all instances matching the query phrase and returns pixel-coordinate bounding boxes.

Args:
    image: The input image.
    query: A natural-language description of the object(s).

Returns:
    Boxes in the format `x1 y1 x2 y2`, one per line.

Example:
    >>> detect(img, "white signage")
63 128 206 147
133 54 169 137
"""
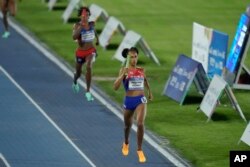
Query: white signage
192 22 212 72
89 4 108 22
48 0 57 11
240 122 250 146
99 16 125 49
200 75 227 118
62 0 80 23
113 30 141 62
113 30 160 65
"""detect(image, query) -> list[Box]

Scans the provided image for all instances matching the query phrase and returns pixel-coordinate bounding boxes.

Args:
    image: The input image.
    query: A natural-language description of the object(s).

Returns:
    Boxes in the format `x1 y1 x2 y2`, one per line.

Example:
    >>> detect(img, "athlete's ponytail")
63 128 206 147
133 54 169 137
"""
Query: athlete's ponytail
122 47 139 67
122 48 129 58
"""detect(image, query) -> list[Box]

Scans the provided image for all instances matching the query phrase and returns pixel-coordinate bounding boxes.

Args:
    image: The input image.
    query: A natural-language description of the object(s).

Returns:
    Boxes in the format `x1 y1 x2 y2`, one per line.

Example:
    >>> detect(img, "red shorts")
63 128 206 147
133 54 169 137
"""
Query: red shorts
75 48 96 58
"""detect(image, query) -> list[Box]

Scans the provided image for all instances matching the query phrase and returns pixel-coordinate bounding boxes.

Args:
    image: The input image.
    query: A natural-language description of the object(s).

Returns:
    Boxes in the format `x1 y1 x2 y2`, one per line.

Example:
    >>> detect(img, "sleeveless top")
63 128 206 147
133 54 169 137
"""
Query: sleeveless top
80 22 95 42
123 68 145 92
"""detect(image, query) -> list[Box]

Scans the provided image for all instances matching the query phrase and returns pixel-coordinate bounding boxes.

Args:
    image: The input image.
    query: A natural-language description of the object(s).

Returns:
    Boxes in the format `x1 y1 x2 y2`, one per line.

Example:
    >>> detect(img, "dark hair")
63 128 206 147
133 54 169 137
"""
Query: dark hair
130 47 139 55
122 48 129 58
78 7 91 17
121 47 139 58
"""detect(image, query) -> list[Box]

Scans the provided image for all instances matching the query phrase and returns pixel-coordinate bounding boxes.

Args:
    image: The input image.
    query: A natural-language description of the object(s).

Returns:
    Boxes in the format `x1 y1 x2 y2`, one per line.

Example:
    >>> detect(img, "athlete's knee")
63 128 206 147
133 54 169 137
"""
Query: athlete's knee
124 124 132 131
124 120 132 129
86 66 92 72
137 121 144 128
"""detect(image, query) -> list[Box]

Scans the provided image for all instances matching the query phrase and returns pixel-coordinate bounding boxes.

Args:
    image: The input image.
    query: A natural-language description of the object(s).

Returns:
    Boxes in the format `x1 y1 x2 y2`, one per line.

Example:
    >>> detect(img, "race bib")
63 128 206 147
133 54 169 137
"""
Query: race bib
81 30 95 42
128 78 144 90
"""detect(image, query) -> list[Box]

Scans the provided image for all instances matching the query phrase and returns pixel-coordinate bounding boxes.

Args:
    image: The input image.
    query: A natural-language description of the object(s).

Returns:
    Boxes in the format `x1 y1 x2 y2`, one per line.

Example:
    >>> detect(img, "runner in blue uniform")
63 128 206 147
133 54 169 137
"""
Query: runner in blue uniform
113 47 153 163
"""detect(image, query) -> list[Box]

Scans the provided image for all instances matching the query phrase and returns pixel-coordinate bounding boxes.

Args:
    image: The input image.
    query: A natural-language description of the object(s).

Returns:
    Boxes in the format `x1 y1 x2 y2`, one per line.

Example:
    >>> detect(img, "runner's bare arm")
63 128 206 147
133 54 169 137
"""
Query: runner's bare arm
113 67 127 91
94 29 99 45
144 72 153 101
72 23 82 40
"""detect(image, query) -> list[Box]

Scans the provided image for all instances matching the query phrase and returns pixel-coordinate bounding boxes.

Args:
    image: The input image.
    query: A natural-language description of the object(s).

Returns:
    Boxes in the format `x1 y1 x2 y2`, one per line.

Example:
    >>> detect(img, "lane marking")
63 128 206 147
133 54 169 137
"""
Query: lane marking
3 14 189 167
0 66 96 167
0 153 11 167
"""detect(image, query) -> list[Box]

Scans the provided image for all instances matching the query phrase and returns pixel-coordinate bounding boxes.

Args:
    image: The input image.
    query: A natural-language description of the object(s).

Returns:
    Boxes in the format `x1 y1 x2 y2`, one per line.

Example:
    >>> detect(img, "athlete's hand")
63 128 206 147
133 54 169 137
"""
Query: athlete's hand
148 92 153 101
123 67 128 76
119 67 128 78
96 41 99 46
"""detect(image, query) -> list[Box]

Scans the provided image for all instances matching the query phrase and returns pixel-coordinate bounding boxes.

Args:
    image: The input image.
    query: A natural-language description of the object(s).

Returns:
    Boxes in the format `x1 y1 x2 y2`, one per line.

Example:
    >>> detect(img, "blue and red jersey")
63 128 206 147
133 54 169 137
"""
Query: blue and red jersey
123 67 145 92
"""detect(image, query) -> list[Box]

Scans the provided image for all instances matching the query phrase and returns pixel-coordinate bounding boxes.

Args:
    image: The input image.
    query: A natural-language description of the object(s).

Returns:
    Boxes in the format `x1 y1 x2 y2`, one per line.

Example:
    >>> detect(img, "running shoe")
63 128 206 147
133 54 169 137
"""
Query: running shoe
85 92 94 101
137 150 146 163
2 31 10 38
72 83 80 93
122 143 129 156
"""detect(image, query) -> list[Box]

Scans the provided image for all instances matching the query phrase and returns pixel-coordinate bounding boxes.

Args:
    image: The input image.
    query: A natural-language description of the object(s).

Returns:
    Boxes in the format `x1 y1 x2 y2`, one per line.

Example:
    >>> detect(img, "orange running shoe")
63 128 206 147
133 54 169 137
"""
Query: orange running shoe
137 150 146 163
122 143 129 156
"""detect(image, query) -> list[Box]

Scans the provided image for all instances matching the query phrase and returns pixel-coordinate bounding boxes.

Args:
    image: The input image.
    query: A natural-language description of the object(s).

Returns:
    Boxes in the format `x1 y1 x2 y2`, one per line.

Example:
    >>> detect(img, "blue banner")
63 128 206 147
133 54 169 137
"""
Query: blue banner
226 13 250 73
208 30 228 78
163 54 202 103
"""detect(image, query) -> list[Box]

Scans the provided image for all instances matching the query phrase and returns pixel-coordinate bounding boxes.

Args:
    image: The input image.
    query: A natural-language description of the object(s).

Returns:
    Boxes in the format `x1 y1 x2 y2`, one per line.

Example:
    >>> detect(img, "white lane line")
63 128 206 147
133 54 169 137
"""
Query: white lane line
0 153 11 167
0 66 96 167
6 16 188 167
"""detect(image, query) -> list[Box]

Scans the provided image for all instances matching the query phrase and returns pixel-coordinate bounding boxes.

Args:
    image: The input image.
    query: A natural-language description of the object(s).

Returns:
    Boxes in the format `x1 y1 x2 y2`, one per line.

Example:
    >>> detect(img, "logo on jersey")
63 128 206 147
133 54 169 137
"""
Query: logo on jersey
141 96 147 103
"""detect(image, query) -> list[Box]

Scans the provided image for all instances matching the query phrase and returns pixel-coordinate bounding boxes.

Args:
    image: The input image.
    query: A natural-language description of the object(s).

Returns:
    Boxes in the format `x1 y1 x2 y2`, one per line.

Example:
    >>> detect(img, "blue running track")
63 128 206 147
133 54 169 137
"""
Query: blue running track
0 19 188 167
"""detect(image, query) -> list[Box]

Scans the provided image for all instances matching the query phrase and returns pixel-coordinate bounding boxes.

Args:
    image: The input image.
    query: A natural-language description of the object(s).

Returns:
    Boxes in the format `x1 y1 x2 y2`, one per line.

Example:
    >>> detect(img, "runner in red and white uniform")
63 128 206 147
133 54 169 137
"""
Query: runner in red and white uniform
72 6 99 101
0 0 17 38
